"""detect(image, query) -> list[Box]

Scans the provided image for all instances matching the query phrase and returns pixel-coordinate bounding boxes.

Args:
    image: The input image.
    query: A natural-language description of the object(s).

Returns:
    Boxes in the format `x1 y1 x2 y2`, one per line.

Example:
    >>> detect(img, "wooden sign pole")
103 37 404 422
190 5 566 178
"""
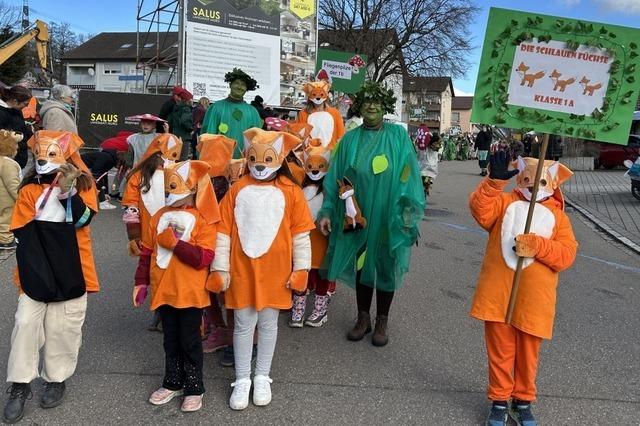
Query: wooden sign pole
505 133 550 324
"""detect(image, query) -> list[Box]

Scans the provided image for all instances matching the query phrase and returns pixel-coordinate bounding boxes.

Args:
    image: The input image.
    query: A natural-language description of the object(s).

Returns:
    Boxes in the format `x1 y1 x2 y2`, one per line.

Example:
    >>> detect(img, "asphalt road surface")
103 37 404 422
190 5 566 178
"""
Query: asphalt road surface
0 160 638 425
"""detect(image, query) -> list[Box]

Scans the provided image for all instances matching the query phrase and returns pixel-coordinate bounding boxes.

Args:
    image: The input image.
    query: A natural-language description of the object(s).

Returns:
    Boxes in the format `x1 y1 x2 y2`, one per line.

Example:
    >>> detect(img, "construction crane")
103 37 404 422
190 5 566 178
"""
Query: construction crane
0 19 49 72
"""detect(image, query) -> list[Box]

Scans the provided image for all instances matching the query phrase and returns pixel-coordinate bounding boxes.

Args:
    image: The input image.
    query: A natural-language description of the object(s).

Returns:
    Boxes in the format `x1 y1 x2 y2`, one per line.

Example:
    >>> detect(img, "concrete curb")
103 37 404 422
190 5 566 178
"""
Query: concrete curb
564 196 640 255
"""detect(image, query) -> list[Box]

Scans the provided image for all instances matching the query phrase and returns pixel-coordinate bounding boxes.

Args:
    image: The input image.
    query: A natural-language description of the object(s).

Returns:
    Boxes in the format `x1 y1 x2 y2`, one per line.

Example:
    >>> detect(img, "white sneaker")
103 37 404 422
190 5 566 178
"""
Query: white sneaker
229 378 251 410
252 375 273 406
99 200 117 210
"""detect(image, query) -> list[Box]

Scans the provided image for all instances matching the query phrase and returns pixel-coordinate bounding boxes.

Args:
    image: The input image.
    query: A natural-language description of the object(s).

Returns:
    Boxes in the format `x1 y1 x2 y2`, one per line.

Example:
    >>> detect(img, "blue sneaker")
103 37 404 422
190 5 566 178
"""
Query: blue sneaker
486 401 509 426
509 400 537 426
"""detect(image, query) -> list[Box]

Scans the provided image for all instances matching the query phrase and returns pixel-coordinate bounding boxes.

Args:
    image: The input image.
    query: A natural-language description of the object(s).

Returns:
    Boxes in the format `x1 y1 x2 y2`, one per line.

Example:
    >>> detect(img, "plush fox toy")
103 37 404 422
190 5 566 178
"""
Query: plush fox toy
469 152 578 424
297 81 345 149
338 177 366 231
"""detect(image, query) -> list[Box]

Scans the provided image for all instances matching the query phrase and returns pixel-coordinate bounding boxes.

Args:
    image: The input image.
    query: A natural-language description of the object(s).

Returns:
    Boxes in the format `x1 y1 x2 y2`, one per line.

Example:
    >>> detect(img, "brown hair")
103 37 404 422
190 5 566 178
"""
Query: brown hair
0 86 32 103
127 152 163 193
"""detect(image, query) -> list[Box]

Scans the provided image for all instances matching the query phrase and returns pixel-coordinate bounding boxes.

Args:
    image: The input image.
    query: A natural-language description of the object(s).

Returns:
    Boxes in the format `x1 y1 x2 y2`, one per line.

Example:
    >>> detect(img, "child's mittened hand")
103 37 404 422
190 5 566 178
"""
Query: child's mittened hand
206 271 230 293
132 285 148 307
156 228 178 250
127 239 142 257
287 270 309 292
57 163 82 193
515 233 540 258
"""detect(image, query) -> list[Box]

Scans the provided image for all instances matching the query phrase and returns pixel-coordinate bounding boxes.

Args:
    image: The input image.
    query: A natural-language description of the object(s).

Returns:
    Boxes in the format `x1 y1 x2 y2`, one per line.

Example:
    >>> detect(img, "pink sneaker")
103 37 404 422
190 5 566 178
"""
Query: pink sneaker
202 327 230 353
148 387 183 405
181 395 203 412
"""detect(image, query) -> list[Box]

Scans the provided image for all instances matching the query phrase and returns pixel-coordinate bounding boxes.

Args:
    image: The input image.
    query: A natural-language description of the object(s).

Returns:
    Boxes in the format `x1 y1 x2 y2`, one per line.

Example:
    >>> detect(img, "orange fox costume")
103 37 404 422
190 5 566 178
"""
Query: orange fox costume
207 128 315 309
133 160 219 400
303 139 331 269
135 160 220 310
122 133 182 255
7 130 99 387
296 81 345 149
469 157 578 402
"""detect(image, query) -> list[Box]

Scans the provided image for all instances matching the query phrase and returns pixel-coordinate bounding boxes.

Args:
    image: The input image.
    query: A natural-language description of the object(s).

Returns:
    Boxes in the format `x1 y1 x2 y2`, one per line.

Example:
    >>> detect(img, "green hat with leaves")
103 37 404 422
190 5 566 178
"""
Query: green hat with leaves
350 81 397 115
224 68 259 91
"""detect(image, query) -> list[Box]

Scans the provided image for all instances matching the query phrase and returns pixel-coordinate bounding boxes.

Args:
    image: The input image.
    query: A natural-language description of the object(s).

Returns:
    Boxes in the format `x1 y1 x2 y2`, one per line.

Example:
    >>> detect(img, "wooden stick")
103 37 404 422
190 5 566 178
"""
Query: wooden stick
505 133 550 324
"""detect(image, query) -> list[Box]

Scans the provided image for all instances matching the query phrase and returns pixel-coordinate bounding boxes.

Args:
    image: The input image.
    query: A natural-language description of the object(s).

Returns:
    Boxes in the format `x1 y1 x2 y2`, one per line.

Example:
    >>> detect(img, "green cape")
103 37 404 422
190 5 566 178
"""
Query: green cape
201 98 262 158
319 123 425 291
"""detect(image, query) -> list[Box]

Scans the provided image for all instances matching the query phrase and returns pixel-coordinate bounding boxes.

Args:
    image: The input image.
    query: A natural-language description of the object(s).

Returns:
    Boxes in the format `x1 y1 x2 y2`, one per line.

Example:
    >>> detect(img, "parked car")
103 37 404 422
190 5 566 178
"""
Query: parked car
595 134 640 169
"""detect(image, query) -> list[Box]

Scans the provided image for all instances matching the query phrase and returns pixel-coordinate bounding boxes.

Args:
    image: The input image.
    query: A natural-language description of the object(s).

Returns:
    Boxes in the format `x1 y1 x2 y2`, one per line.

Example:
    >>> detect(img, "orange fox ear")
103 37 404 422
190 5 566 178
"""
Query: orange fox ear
243 127 262 149
279 132 302 156
303 82 313 96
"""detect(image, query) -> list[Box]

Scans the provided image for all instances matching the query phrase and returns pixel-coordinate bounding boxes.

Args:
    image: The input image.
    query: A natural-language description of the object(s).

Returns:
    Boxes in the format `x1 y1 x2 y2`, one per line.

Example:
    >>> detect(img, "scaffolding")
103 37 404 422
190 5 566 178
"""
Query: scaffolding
136 0 183 93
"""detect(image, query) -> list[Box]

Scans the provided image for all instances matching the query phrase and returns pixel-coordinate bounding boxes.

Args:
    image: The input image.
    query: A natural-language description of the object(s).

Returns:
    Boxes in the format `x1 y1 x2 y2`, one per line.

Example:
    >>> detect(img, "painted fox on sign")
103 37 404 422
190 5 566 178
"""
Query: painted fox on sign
579 76 603 96
516 62 545 87
549 69 576 92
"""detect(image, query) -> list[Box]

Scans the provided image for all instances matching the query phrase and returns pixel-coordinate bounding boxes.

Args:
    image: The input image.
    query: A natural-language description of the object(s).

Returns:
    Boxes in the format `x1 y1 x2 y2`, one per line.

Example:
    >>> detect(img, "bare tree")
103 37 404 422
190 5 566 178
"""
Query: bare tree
49 22 80 83
0 1 20 29
319 0 478 81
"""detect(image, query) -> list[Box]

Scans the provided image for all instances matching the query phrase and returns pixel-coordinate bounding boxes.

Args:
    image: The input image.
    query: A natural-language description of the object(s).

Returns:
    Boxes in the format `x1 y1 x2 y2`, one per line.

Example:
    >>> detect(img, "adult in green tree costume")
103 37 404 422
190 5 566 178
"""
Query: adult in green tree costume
200 68 262 158
318 81 424 346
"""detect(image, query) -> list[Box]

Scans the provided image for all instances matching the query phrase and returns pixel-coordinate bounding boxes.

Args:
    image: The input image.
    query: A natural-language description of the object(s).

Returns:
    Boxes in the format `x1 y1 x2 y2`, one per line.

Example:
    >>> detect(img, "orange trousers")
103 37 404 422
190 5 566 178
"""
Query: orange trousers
484 321 543 401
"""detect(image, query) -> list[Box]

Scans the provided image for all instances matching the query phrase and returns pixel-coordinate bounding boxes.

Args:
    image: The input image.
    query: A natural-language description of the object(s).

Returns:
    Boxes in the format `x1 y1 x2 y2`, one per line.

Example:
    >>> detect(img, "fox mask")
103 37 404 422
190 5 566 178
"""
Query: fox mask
303 139 331 181
28 131 83 175
515 156 573 202
243 128 301 181
164 160 219 224
141 133 182 167
303 81 331 106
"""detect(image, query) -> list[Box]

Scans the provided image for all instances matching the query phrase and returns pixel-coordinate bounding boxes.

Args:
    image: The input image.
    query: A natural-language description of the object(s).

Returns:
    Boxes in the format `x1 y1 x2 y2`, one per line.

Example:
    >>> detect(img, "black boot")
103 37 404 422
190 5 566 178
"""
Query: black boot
40 382 65 409
3 383 31 424
372 315 389 346
347 311 371 341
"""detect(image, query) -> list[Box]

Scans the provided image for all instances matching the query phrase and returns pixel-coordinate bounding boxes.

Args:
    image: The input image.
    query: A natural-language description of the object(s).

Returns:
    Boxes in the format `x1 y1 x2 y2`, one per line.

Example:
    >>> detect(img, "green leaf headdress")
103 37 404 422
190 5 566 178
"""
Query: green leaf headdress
350 81 397 115
224 68 259 91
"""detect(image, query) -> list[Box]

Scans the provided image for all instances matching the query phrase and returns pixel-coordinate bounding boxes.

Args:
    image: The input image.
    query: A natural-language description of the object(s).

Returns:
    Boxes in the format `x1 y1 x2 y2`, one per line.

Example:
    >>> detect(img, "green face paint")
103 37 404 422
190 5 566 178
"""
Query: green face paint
361 101 384 127
229 79 248 100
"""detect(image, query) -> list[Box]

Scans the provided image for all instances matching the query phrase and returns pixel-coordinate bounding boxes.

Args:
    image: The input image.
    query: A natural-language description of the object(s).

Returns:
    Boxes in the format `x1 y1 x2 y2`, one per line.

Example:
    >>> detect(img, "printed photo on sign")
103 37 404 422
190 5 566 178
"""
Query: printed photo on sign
507 39 612 115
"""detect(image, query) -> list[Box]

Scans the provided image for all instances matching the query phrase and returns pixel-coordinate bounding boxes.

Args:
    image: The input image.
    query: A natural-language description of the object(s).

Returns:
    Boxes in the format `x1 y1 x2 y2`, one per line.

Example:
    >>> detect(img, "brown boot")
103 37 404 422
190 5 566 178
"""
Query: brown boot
372 315 389 347
347 311 371 341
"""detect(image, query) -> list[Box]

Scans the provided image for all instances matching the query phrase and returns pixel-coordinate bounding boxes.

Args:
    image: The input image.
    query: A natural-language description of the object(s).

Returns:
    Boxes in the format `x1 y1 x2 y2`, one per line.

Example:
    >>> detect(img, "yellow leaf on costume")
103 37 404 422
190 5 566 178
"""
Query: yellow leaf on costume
356 251 366 270
219 123 229 134
372 155 389 174
400 164 410 182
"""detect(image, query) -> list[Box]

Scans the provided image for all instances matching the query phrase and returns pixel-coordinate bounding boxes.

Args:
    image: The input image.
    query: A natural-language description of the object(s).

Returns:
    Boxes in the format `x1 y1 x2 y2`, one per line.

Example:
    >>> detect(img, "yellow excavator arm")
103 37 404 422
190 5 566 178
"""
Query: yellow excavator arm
0 19 49 69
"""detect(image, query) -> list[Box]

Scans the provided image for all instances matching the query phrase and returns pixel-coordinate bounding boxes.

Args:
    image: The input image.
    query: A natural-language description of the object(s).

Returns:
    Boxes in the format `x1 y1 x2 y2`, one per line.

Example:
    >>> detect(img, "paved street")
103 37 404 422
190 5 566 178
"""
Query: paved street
563 169 640 251
0 160 638 425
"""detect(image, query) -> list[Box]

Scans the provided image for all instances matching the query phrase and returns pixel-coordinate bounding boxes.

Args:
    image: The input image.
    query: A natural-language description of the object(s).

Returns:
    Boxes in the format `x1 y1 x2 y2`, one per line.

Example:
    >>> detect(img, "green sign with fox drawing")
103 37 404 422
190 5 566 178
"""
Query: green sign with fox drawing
471 7 640 145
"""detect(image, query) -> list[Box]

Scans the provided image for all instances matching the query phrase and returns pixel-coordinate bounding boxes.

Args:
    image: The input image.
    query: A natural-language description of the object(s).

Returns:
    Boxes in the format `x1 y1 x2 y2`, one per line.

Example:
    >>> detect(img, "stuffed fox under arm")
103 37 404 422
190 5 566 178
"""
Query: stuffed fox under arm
515 212 578 272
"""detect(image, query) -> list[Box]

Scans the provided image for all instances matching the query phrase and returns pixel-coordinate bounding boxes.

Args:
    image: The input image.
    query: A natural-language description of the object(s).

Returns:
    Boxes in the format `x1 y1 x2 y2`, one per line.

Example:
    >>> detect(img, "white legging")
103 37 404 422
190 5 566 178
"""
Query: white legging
233 307 279 380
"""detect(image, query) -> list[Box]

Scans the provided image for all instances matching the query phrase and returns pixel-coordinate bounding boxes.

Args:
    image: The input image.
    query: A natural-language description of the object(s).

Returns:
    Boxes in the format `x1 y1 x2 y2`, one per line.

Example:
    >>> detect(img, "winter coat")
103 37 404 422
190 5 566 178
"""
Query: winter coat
474 130 492 151
40 100 77 133
167 102 193 160
0 100 32 168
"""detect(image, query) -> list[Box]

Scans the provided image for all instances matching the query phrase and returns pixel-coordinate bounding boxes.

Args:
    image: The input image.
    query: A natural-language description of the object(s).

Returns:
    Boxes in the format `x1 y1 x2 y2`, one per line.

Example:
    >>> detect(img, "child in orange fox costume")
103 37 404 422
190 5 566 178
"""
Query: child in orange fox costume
133 160 220 413
469 151 578 426
289 138 336 328
196 133 237 353
296 81 345 149
206 127 315 410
